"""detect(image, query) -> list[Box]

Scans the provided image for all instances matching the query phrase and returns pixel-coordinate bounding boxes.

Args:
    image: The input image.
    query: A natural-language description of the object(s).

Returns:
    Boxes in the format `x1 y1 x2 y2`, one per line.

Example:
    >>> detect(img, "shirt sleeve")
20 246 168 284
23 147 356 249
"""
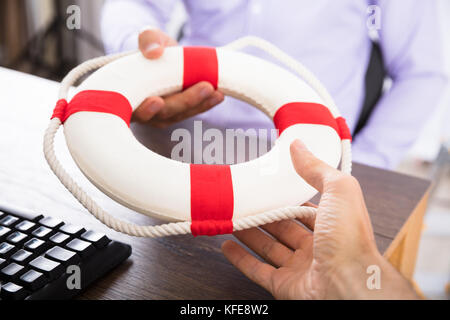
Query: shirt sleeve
101 0 179 54
352 0 448 169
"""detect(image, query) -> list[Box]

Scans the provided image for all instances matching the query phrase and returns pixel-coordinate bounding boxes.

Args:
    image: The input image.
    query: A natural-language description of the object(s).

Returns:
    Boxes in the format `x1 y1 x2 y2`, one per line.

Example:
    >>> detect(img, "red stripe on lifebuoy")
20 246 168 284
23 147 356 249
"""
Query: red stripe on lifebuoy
273 102 352 141
52 99 68 121
183 47 218 90
336 117 352 141
190 164 234 236
51 90 133 126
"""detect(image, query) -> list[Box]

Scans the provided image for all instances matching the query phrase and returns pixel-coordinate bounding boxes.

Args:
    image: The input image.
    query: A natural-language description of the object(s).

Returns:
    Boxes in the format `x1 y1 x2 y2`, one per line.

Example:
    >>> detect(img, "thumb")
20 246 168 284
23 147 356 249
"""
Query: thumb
289 139 341 193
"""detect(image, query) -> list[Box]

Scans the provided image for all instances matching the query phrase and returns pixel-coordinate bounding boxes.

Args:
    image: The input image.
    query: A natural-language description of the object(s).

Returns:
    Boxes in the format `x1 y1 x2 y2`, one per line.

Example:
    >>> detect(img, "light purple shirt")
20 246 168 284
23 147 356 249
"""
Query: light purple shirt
101 0 447 169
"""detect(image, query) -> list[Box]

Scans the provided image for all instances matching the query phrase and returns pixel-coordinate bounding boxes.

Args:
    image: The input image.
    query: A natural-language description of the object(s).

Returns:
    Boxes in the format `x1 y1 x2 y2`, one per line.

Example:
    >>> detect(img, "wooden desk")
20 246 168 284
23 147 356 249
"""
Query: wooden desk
0 67 430 299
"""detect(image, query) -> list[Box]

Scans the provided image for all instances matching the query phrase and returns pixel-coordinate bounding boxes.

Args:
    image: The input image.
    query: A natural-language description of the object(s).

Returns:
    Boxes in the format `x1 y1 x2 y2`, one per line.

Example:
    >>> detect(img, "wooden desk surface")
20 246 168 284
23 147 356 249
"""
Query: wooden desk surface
0 67 430 299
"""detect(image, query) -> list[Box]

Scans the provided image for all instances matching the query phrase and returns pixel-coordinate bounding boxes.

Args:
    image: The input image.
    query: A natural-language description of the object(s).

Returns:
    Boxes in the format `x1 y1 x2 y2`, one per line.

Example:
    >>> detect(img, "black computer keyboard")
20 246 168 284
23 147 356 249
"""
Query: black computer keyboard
0 204 131 300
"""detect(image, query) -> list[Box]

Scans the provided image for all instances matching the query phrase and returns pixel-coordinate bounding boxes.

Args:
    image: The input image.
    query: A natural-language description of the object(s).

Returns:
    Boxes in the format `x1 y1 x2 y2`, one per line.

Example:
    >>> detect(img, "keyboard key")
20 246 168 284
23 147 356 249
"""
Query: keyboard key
49 232 71 245
0 242 16 258
29 256 63 280
15 220 36 233
0 215 19 227
0 211 4 218
46 246 80 266
66 238 95 258
11 249 34 264
0 257 6 269
24 238 47 254
6 231 28 245
1 262 25 282
39 216 64 229
59 224 85 236
20 269 48 291
81 230 110 248
0 225 11 239
32 226 54 239
0 282 28 300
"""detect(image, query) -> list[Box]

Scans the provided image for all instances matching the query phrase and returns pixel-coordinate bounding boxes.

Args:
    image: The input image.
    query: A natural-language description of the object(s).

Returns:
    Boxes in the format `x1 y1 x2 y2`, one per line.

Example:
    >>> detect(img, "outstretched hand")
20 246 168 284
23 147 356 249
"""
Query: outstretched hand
222 140 418 300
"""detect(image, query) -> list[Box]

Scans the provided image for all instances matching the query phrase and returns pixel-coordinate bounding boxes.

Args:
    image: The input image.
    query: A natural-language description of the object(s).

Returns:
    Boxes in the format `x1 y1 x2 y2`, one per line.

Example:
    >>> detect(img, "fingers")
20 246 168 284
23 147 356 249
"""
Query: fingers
132 96 165 123
148 82 223 128
233 228 293 267
173 90 224 121
221 240 275 293
139 28 177 59
290 139 342 193
160 82 217 118
131 82 224 126
260 220 312 252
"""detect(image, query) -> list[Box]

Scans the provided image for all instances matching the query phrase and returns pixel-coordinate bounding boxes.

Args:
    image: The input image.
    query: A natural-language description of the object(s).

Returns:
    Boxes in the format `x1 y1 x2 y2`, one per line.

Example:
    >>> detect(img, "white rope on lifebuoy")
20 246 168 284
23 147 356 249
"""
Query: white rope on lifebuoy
43 37 351 238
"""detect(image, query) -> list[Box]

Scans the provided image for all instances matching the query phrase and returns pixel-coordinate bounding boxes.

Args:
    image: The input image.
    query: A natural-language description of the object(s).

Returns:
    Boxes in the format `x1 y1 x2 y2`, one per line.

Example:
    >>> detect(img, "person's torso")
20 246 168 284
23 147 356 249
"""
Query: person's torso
179 0 373 133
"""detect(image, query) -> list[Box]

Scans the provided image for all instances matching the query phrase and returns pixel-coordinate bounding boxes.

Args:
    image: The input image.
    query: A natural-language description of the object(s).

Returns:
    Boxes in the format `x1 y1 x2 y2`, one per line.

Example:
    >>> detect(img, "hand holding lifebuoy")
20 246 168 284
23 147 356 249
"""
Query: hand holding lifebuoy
134 28 224 127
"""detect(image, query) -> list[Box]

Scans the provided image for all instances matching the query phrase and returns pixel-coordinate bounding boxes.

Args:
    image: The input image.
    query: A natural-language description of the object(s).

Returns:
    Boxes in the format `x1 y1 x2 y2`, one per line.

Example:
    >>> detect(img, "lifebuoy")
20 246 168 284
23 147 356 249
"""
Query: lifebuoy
44 37 352 237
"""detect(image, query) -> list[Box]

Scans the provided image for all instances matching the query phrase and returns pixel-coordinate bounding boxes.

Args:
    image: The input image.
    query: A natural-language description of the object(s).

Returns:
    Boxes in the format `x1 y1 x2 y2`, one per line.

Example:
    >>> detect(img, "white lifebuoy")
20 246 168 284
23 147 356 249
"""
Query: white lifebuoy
44 37 352 237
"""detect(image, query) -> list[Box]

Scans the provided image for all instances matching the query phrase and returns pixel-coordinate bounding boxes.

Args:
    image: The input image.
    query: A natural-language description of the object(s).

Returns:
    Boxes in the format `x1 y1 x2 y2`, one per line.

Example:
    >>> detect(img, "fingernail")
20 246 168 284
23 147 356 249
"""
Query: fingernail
200 86 213 99
145 42 161 53
146 101 162 114
292 139 307 151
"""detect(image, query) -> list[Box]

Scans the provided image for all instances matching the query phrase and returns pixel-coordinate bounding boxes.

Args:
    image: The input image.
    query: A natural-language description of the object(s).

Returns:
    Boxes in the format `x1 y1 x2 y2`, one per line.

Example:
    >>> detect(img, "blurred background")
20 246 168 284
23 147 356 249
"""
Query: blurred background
0 0 449 299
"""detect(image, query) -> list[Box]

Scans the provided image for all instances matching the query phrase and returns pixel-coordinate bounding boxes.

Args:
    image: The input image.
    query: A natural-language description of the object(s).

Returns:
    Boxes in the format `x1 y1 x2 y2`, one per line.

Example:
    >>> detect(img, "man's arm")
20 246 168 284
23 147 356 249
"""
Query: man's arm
352 0 448 169
100 0 179 54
